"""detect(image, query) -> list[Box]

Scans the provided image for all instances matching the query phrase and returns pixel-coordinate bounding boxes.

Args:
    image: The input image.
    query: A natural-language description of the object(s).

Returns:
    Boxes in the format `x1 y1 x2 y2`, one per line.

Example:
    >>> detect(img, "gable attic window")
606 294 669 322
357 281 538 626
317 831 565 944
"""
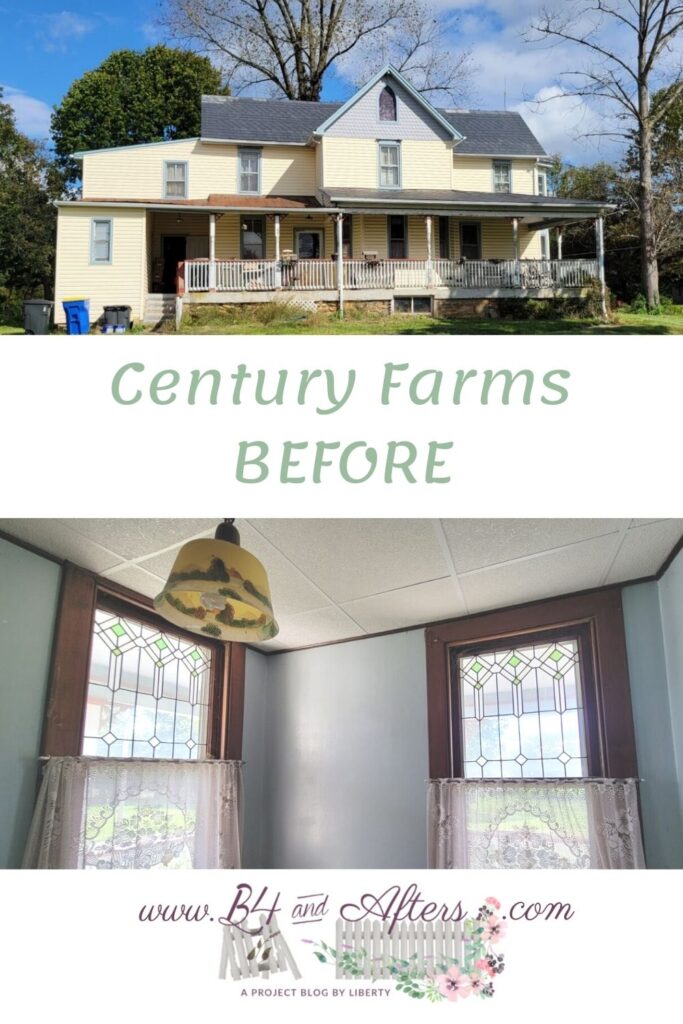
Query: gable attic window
379 85 398 121
238 147 261 194
41 565 245 761
493 160 512 193
164 161 188 199
379 141 401 188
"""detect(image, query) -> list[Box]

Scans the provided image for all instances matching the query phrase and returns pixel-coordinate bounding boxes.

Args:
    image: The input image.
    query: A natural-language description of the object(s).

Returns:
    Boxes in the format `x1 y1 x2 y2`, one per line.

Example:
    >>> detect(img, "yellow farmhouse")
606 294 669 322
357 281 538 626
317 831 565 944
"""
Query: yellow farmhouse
54 65 610 326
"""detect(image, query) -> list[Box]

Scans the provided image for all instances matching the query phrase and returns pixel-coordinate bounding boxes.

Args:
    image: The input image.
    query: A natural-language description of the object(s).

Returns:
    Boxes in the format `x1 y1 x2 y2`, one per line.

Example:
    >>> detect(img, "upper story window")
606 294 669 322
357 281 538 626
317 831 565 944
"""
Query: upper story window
537 169 548 196
238 147 261 194
90 218 112 264
379 85 397 122
379 141 401 189
164 160 188 199
493 160 512 193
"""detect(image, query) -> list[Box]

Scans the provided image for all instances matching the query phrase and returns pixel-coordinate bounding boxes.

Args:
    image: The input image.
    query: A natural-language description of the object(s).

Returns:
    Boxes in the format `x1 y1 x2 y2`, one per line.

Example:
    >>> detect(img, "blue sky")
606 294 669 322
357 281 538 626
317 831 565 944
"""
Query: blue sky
0 1 653 164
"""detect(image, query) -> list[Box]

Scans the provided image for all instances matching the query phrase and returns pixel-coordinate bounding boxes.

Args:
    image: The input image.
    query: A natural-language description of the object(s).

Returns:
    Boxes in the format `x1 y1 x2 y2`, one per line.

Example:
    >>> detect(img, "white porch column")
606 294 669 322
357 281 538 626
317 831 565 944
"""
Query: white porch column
209 213 217 290
274 214 282 288
557 227 564 261
511 216 520 287
336 213 345 318
595 215 607 318
425 215 433 285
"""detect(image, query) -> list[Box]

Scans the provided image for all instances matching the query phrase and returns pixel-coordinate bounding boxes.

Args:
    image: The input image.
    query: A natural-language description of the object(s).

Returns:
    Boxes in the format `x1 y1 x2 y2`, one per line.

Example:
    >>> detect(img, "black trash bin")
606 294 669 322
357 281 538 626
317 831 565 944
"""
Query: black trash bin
23 299 54 335
103 305 132 331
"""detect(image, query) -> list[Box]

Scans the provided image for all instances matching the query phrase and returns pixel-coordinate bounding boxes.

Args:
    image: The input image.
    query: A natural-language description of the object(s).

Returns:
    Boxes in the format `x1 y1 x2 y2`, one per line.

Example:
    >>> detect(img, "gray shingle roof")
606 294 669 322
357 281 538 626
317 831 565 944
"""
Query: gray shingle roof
201 96 342 143
320 188 604 209
201 96 547 156
443 111 547 156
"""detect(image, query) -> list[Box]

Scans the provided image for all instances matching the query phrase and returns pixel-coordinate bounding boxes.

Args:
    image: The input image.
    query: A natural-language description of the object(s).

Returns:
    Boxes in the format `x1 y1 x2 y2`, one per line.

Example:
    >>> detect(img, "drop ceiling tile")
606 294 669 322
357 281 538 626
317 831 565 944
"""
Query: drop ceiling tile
606 520 683 584
460 535 616 613
0 519 121 572
102 564 164 600
61 519 217 560
341 577 466 633
249 519 450 603
271 606 366 650
138 520 332 617
442 519 626 573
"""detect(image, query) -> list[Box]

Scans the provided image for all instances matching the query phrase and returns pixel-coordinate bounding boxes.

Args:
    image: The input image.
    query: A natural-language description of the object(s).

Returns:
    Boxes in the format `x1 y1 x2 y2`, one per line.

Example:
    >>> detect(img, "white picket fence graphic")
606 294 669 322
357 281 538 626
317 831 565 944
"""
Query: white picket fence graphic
334 918 463 980
219 913 301 981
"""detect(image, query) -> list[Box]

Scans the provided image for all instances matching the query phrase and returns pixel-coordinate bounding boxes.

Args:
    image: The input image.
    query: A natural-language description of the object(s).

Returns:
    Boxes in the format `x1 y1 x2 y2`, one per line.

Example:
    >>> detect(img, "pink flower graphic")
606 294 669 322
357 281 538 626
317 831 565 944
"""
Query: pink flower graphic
486 896 501 909
482 916 507 944
436 965 471 1002
469 974 484 993
475 958 488 970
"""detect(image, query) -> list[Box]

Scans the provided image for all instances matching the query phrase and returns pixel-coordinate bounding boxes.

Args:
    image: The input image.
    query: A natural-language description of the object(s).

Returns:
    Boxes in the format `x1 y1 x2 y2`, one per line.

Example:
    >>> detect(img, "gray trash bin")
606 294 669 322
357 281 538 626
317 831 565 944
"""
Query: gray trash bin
23 299 54 335
103 305 132 330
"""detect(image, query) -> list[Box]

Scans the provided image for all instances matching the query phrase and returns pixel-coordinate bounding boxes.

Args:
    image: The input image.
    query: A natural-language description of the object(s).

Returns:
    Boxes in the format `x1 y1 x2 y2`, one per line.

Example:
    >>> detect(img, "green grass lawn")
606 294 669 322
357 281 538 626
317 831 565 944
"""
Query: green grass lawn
175 305 683 335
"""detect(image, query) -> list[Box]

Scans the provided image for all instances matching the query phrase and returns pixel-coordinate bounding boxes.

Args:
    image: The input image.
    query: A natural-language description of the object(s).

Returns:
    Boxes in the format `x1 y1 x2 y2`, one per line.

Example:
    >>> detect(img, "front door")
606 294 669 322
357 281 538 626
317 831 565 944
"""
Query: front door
162 236 187 292
296 229 323 259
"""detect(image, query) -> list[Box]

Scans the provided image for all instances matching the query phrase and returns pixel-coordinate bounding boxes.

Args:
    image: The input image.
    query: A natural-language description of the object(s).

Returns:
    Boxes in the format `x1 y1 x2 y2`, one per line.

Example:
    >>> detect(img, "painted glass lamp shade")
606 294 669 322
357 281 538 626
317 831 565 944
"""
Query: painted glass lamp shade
154 524 278 642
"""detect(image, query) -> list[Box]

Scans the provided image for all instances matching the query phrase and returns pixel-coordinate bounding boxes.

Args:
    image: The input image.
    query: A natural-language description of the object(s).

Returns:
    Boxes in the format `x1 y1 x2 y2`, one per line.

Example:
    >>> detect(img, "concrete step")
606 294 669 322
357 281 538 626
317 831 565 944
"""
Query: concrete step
144 294 176 324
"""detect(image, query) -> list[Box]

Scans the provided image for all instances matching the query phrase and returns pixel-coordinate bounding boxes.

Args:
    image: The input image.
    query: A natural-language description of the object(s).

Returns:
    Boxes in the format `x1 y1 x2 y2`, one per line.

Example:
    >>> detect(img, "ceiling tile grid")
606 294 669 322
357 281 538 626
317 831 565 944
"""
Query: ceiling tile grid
1 518 680 652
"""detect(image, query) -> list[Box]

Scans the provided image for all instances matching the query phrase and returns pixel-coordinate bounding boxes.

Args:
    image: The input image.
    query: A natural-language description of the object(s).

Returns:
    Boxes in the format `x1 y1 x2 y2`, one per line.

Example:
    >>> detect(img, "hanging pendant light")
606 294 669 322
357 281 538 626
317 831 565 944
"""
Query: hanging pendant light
154 519 278 642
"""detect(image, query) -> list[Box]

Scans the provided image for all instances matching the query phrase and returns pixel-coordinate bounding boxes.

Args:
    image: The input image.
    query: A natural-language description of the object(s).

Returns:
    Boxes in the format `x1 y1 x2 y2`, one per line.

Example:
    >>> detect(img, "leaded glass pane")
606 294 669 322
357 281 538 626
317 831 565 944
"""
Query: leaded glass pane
493 160 511 193
458 637 589 778
83 607 212 759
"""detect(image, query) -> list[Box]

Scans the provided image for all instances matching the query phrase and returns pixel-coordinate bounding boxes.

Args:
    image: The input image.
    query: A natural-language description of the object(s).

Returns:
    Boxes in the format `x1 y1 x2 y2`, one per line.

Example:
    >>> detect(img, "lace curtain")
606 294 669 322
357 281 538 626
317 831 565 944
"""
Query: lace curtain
23 757 243 869
428 779 645 869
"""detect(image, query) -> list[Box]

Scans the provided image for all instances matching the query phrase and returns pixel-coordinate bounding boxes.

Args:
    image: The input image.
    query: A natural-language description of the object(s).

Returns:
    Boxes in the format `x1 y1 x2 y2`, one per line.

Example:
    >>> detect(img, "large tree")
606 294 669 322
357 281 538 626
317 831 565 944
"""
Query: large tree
0 89 59 321
161 0 472 102
528 0 683 309
52 45 229 184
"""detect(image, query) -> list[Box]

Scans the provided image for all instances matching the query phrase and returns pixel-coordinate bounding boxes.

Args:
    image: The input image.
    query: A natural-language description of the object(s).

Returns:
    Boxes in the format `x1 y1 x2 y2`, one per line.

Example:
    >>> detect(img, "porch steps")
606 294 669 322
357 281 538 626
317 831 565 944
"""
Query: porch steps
144 293 176 326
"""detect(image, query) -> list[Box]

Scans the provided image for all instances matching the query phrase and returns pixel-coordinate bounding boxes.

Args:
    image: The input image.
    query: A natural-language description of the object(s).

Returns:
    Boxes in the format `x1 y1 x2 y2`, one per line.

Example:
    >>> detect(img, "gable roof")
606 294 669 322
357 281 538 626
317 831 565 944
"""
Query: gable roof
444 111 547 157
201 95 547 157
313 65 463 141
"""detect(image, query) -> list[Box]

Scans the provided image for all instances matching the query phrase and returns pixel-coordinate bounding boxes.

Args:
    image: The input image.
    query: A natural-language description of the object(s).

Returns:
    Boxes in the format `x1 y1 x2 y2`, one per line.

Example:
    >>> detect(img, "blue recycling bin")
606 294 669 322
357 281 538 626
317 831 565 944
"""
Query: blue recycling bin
62 298 90 335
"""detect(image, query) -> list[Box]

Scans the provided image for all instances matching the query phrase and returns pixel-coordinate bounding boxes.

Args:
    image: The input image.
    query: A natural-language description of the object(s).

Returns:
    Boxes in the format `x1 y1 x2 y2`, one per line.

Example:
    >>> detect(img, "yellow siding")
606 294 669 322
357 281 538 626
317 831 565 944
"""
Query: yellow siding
520 225 542 258
361 215 388 257
401 141 453 189
481 220 515 259
54 206 147 324
83 140 316 199
321 138 453 190
453 157 538 195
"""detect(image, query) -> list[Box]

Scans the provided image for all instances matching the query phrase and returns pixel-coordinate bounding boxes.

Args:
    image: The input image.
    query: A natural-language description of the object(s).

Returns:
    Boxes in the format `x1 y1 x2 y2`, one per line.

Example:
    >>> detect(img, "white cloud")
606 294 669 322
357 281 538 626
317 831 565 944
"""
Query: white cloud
2 85 52 139
37 11 96 52
514 86 623 164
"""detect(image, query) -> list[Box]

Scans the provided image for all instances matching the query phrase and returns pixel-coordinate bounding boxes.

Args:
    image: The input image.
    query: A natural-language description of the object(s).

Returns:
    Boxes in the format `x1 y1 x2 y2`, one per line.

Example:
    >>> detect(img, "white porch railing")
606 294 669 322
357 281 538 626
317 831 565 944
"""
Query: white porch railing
183 257 598 294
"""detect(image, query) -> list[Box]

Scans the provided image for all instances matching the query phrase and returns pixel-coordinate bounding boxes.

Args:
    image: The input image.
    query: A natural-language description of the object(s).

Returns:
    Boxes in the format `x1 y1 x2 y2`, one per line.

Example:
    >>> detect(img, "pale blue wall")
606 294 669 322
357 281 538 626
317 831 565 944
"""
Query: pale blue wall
242 648 270 868
0 539 61 868
622 576 683 868
259 631 429 869
658 549 683 840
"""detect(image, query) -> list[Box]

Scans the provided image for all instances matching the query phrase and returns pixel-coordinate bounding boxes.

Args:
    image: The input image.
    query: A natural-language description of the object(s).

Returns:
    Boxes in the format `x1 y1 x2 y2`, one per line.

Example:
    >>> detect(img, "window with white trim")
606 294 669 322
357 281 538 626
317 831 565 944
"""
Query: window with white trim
537 169 548 196
164 161 188 198
493 160 512 194
90 219 112 264
379 142 401 188
238 148 261 194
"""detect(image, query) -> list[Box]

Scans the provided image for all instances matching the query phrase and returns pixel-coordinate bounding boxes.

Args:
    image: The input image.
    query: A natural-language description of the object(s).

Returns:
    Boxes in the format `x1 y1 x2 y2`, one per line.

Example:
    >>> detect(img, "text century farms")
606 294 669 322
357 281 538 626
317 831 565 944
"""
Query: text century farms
110 362 571 484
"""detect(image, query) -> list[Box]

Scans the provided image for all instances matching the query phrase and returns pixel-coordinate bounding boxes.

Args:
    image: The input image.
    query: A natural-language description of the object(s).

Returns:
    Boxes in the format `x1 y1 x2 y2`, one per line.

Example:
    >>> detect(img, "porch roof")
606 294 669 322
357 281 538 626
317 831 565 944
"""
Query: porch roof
321 187 612 215
69 194 323 211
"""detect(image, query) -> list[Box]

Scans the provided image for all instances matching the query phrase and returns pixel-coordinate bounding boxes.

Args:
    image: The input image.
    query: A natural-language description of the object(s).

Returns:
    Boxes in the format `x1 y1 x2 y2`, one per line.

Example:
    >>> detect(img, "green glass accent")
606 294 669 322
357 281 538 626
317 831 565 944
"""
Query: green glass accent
554 672 563 681
471 661 484 674
508 654 521 668
474 682 482 690
156 660 164 668
190 650 201 662
155 638 168 651
111 624 126 638
113 647 121 656
191 670 198 678
549 649 563 662
512 678 521 686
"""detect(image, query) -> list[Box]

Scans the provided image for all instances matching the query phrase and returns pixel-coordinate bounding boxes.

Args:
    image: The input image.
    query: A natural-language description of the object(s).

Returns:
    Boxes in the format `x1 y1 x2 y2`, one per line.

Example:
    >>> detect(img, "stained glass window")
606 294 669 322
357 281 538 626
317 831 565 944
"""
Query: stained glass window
82 607 212 759
456 636 589 779
379 85 397 121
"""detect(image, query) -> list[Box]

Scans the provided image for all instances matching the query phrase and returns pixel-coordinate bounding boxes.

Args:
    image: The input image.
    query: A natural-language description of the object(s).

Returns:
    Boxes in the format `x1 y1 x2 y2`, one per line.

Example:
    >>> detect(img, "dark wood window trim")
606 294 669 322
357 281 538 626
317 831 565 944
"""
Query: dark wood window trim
425 587 638 780
42 563 245 760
